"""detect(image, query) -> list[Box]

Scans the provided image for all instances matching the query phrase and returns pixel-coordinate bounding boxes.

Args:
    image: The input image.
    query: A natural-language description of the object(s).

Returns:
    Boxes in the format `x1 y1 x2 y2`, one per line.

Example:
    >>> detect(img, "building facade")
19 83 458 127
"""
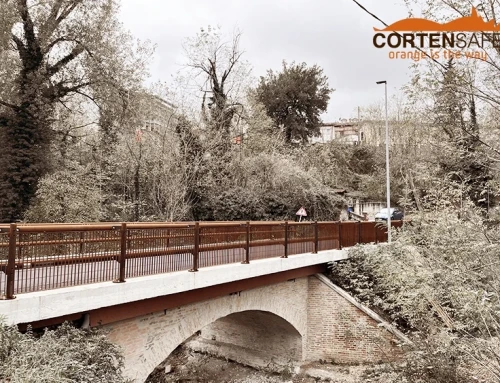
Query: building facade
310 120 361 145
138 94 177 134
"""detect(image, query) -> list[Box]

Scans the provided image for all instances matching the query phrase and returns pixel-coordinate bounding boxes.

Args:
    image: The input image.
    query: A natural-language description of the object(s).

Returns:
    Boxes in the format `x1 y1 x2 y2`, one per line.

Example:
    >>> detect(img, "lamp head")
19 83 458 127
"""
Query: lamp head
376 80 387 85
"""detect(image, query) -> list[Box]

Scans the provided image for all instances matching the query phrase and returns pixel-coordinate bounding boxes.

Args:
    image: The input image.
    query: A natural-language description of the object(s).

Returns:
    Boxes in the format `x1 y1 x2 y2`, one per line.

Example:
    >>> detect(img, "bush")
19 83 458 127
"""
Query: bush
329 213 500 334
24 164 102 223
0 321 130 383
328 211 500 382
192 153 344 221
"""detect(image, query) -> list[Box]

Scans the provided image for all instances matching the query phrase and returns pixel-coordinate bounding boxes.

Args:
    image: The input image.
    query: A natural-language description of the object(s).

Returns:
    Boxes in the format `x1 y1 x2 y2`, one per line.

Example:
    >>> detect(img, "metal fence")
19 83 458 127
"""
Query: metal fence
0 220 403 299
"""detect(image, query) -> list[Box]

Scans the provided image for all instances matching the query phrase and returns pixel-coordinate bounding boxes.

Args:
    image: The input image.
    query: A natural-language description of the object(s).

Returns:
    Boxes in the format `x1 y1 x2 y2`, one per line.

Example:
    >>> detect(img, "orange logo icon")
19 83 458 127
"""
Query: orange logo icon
374 7 500 32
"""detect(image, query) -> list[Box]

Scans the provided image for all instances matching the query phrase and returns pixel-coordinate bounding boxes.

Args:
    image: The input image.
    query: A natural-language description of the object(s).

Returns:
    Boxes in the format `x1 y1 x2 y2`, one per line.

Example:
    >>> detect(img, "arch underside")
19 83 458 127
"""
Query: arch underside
143 309 304 382
112 278 309 382
188 310 303 368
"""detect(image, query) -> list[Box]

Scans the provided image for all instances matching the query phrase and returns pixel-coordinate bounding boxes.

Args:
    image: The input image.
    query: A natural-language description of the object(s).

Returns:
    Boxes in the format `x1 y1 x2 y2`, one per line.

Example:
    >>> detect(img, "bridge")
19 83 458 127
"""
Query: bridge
0 220 407 382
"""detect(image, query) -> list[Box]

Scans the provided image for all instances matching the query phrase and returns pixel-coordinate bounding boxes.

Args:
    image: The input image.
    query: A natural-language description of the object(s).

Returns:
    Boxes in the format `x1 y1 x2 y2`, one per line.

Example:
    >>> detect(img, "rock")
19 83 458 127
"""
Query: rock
164 365 172 374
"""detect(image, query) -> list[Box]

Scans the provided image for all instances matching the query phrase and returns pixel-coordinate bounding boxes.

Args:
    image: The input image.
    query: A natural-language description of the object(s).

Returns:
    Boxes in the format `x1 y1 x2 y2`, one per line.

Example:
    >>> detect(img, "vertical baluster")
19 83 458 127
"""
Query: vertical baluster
313 221 318 254
189 222 199 272
358 221 362 244
338 222 342 250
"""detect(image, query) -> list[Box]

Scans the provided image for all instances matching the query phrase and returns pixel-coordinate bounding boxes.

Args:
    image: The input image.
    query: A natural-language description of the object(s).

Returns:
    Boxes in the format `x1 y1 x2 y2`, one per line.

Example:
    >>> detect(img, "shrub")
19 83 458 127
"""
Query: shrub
0 321 130 383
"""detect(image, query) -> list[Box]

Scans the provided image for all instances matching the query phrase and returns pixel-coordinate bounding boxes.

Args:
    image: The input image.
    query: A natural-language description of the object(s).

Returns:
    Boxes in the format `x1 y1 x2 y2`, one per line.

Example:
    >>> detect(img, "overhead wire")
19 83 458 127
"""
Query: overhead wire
350 0 447 70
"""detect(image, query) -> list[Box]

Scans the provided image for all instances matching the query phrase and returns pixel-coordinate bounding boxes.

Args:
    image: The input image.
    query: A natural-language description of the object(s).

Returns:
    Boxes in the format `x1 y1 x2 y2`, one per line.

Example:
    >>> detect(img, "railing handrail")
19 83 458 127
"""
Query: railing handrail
0 220 403 299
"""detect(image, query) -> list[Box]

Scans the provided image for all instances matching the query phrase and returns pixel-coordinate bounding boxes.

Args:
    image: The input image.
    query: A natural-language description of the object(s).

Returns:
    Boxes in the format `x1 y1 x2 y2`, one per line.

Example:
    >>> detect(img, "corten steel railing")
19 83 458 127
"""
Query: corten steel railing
0 220 403 299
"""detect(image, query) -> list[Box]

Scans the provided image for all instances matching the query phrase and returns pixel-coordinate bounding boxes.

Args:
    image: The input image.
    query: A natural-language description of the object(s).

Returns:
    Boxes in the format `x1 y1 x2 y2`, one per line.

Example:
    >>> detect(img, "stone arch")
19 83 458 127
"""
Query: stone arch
105 278 309 382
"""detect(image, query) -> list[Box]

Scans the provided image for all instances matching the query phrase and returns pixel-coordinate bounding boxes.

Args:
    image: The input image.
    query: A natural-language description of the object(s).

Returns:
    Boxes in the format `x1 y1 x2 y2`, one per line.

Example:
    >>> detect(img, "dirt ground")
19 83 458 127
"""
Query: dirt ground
145 345 398 383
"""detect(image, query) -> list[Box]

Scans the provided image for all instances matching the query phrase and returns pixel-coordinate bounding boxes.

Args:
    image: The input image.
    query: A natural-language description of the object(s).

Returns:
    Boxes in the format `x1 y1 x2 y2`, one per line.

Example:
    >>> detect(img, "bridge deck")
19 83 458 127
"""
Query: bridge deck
0 249 347 326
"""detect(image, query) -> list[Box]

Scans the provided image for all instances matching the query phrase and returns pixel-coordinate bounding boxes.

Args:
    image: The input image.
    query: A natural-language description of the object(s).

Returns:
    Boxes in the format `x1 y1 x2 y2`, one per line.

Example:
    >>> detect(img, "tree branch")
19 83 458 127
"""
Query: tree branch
16 0 42 67
47 44 85 76
39 0 65 41
45 36 70 53
49 81 92 100
11 33 26 59
55 120 97 133
56 0 84 27
40 0 83 43
74 89 101 109
0 99 20 111
221 33 244 85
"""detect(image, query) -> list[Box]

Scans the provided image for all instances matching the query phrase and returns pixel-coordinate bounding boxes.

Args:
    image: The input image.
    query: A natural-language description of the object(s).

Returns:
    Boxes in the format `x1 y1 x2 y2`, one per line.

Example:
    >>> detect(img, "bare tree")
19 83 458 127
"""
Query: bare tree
182 26 251 155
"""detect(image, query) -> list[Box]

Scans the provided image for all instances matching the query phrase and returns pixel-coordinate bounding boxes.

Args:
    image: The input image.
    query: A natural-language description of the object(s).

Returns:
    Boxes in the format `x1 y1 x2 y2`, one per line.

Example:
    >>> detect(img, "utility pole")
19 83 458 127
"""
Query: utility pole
357 106 361 145
376 81 391 244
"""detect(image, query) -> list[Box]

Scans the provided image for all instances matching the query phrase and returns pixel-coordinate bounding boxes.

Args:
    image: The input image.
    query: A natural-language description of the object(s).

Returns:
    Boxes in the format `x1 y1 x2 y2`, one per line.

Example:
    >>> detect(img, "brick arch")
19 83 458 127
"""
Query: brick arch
106 278 309 383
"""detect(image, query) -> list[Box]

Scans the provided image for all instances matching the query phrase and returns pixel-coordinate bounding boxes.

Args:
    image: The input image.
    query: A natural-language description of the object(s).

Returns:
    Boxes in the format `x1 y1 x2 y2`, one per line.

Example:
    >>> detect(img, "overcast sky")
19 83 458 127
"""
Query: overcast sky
119 0 412 122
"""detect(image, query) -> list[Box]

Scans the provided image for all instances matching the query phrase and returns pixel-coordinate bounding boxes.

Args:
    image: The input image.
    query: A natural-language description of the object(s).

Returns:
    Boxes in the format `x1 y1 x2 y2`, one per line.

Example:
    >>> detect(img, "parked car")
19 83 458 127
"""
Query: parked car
374 207 404 221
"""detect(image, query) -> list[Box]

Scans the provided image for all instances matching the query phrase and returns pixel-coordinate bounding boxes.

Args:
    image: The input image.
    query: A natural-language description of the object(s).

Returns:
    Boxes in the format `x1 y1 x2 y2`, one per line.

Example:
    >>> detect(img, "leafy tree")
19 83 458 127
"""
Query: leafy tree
193 153 344 221
174 115 206 220
241 94 285 155
297 141 406 204
0 0 152 223
255 61 333 144
401 2 500 213
98 125 192 222
24 163 102 223
433 59 493 211
434 60 465 141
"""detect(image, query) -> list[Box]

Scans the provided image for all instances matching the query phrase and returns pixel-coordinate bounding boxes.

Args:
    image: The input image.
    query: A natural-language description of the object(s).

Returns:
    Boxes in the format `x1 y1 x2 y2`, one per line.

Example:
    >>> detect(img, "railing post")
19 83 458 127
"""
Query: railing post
3 224 17 299
189 222 199 272
281 221 288 258
338 221 342 250
358 221 362 244
242 222 250 264
114 223 126 283
313 221 318 254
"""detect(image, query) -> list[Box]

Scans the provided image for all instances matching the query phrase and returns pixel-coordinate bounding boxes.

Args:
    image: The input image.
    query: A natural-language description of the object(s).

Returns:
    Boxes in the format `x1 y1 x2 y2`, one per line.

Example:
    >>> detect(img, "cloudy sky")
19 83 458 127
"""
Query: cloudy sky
119 0 412 122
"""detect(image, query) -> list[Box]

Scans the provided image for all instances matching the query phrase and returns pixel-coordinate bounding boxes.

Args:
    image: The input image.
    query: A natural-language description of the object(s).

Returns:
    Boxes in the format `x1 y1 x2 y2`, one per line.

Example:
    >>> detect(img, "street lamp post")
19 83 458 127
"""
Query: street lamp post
376 80 391 243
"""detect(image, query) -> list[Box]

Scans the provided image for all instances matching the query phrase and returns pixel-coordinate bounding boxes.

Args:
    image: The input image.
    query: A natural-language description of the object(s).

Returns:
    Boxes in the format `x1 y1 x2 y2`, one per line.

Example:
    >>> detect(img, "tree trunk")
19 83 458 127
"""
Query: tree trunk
0 103 52 222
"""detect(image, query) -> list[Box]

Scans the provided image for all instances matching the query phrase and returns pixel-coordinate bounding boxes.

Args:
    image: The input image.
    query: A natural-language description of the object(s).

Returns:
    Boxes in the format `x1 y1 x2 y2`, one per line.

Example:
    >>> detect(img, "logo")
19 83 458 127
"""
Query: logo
373 7 499 61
